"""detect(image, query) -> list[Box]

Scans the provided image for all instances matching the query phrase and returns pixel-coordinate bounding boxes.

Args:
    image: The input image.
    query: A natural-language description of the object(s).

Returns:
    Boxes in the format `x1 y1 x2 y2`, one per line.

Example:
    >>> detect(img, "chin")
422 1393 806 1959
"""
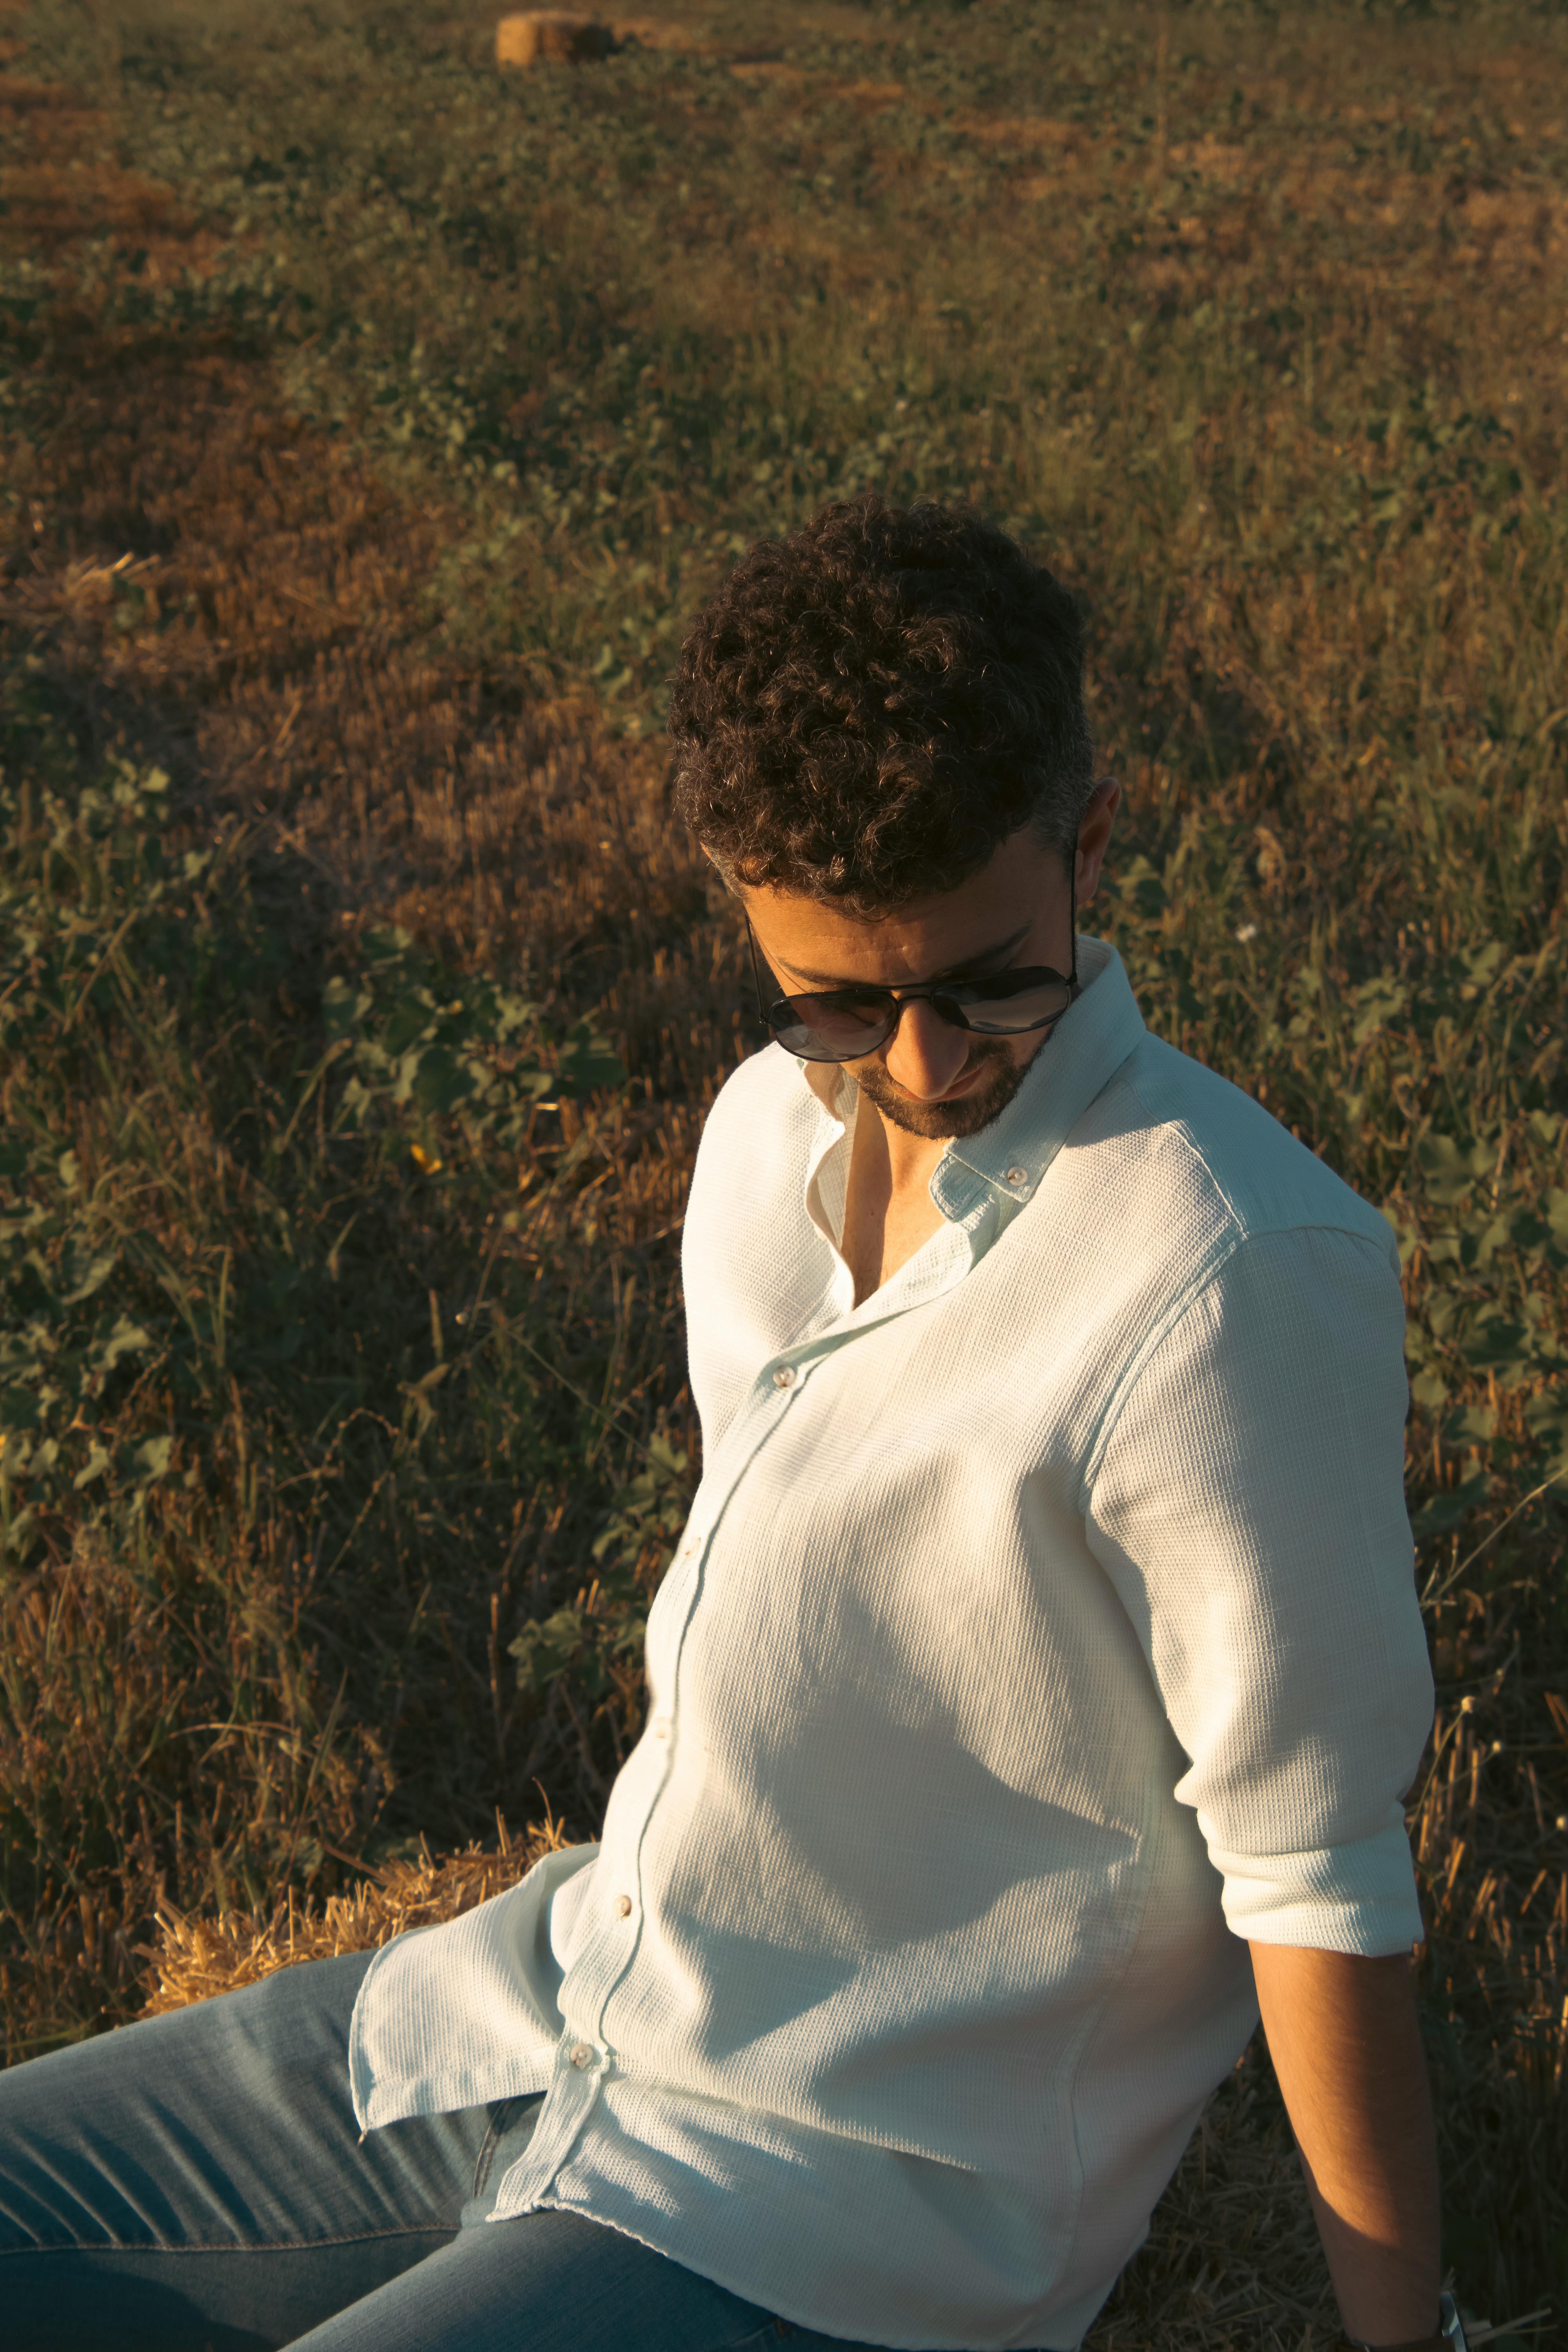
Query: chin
857 1054 1029 1140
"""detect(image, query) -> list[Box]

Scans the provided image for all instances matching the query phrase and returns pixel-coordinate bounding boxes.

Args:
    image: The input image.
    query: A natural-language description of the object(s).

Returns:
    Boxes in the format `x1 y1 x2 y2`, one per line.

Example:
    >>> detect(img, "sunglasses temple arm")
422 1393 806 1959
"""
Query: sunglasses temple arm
744 911 772 1031
1068 855 1079 992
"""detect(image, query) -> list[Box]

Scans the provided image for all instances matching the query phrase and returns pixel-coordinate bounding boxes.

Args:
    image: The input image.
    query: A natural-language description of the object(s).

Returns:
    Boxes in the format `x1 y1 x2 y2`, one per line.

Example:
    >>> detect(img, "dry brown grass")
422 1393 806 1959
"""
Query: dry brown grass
2 0 1566 2338
140 1814 570 2015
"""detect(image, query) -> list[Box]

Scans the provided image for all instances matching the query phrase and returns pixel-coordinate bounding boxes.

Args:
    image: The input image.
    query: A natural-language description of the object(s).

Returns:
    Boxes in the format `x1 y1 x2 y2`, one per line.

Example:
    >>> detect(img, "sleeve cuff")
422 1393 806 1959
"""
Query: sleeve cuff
1204 1808 1425 1954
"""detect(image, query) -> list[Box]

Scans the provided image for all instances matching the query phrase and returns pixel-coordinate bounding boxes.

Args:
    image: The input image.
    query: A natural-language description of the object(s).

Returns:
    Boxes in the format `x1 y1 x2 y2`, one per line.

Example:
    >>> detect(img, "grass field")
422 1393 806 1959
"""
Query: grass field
2 0 1566 2339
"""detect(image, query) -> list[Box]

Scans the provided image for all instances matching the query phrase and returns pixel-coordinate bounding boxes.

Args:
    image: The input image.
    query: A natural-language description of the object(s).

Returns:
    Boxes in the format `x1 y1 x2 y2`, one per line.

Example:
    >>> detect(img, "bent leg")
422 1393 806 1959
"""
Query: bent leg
287 2095 945 2352
0 1951 507 2352
288 2203 790 2352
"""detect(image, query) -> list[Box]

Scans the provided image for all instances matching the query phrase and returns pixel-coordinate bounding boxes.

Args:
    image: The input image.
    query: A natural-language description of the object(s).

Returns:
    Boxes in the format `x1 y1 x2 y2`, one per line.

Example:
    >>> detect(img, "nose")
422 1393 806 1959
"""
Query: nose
880 997 975 1101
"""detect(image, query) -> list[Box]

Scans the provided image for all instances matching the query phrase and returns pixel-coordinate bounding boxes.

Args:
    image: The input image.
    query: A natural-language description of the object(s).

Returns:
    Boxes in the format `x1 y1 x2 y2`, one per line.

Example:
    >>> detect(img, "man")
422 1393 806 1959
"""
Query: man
2 496 1446 2352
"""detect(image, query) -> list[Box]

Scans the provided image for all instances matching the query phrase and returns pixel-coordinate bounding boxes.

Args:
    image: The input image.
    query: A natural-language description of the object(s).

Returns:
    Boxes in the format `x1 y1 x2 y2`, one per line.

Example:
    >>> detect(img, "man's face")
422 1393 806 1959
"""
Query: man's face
742 785 1118 1143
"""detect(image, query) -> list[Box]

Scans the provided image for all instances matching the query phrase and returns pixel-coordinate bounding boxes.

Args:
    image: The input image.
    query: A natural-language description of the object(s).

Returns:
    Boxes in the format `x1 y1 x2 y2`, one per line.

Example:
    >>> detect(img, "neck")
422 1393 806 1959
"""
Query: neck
890 1112 952 1192
840 1084 952 1308
853 1088 949 1200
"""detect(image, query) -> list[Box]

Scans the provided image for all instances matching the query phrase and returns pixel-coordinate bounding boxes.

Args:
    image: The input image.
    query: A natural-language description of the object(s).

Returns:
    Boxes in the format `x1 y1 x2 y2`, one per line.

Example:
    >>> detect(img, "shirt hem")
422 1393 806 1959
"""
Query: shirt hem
498 2190 1085 2352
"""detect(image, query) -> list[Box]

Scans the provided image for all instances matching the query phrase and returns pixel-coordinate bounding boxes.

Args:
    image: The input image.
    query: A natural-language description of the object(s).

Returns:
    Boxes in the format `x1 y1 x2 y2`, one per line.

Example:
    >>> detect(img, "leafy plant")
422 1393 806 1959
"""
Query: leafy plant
0 760 243 1545
509 1436 691 1706
323 929 624 1158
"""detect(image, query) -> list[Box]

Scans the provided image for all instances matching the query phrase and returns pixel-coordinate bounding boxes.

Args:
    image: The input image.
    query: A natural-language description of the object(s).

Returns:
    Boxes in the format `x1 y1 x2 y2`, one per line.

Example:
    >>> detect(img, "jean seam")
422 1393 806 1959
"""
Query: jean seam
472 2090 540 2203
471 2096 518 2204
0 2223 457 2258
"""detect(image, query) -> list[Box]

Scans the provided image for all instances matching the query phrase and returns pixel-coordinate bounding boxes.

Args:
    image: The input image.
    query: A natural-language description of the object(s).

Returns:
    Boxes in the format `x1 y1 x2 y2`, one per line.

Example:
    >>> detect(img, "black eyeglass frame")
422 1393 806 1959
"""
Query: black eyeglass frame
744 871 1080 1067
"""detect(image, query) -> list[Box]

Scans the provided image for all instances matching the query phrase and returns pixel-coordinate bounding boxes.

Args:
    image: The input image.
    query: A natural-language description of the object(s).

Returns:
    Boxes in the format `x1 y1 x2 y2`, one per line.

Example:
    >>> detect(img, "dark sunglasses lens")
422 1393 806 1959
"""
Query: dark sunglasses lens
769 993 891 1061
958 977 1073 1035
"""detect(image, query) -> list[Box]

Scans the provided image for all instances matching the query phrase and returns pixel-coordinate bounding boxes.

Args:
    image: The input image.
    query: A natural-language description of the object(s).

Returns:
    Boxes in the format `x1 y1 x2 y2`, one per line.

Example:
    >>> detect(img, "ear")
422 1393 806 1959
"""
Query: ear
1073 777 1120 905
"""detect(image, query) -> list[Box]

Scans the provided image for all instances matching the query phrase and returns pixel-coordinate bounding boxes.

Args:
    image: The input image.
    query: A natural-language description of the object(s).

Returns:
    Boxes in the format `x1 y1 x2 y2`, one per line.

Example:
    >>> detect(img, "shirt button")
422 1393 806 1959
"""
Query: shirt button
613 1894 632 1918
1005 1166 1028 1187
772 1366 797 1390
569 2042 595 2070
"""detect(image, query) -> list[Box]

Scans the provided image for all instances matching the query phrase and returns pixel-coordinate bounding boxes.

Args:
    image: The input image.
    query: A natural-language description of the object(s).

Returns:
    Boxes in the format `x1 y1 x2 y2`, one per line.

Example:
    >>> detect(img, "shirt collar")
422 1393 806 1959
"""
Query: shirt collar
791 935 1145 1233
800 1056 855 1121
929 936 1144 1221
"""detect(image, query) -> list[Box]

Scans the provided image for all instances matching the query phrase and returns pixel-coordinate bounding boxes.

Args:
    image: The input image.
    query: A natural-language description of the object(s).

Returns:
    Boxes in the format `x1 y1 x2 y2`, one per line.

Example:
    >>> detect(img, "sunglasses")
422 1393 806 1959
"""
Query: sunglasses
745 910 1078 1066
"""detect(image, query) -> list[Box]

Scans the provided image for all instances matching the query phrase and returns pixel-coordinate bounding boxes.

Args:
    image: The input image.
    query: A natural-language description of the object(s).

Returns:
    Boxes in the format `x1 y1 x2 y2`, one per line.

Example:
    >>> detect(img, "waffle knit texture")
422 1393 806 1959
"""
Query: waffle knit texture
349 938 1433 2351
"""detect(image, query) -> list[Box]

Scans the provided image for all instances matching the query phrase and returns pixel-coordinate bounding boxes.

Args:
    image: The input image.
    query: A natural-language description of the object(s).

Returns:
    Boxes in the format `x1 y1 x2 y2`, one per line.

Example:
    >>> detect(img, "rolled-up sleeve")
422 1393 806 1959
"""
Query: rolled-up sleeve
1085 1220 1434 1954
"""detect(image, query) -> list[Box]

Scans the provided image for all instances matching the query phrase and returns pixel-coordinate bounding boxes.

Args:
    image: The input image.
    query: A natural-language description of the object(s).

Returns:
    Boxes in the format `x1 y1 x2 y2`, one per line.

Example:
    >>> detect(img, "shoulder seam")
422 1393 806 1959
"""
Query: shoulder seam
1116 1048 1387 1248
1079 1220 1399 1507
1079 1230 1243 1507
1113 1053 1252 1241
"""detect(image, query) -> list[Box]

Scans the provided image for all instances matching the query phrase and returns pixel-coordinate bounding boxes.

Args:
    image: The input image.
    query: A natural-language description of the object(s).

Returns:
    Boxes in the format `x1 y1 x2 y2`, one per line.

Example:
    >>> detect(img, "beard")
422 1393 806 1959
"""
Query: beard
850 1038 1033 1140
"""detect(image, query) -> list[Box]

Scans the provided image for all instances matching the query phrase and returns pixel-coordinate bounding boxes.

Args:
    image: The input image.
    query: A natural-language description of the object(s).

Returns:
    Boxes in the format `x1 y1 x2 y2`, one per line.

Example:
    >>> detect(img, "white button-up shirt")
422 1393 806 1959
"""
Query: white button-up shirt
349 938 1432 2351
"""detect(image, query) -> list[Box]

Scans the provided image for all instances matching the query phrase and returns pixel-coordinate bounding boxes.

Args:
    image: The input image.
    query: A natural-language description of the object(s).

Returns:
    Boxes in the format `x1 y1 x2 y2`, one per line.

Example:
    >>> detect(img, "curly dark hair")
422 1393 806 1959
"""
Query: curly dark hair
667 494 1095 916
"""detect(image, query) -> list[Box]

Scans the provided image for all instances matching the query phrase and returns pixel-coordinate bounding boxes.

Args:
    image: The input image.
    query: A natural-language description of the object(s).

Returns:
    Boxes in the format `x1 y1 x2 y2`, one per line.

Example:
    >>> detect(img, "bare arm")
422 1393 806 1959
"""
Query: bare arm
1250 1942 1441 2346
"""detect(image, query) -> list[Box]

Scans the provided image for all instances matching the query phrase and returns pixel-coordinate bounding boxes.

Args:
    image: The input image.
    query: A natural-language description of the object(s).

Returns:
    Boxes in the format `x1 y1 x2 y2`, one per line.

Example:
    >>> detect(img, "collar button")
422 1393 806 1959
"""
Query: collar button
1005 1166 1028 1188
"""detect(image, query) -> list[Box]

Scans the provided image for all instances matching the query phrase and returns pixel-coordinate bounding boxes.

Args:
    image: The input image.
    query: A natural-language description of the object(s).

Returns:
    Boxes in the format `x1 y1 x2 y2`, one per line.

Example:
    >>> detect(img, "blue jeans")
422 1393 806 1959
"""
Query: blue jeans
0 1950 913 2351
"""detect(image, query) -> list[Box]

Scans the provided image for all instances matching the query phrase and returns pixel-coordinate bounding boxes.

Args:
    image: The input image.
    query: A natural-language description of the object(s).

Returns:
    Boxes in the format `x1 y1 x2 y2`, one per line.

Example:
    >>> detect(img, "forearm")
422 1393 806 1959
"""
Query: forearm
1249 1941 1440 2346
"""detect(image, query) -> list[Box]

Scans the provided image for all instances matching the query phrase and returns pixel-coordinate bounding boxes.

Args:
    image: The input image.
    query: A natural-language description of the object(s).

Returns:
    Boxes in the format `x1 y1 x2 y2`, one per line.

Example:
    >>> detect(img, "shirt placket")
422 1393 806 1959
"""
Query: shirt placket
492 1345 827 2213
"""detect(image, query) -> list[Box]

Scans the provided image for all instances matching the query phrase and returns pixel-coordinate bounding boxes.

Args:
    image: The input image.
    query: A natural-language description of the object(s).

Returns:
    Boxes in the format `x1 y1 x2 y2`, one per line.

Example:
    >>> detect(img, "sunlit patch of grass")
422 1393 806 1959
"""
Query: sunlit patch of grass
2 0 1566 2332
